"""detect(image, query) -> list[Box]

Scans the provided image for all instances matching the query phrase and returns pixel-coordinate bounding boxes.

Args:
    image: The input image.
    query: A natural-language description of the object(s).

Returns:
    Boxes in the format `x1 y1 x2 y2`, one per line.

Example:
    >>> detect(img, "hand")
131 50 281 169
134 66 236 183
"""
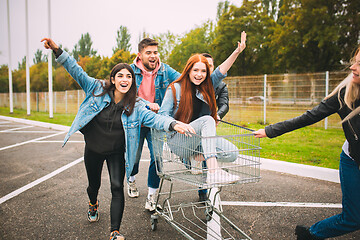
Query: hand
41 38 59 51
237 31 246 53
173 122 196 136
253 129 267 138
216 114 221 126
146 103 160 113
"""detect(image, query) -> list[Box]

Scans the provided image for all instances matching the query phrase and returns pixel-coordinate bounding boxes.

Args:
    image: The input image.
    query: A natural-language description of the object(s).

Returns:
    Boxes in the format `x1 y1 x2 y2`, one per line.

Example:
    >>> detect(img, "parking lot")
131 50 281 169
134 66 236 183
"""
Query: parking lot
0 116 358 239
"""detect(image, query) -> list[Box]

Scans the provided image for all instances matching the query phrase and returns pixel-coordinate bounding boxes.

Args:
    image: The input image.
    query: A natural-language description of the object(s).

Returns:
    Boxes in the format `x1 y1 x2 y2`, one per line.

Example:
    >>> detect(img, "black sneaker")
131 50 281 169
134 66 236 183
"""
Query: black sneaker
87 201 99 222
295 225 324 240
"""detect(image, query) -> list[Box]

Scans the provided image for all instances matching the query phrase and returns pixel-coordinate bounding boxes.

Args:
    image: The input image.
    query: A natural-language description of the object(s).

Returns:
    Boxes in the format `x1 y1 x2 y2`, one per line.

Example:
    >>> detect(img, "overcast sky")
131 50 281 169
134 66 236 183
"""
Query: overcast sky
0 0 241 70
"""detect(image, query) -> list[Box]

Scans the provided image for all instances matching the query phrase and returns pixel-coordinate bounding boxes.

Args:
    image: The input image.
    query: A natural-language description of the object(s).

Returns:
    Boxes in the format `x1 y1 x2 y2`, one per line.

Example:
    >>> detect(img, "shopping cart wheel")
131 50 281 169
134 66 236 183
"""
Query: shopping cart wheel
205 207 213 222
151 214 158 231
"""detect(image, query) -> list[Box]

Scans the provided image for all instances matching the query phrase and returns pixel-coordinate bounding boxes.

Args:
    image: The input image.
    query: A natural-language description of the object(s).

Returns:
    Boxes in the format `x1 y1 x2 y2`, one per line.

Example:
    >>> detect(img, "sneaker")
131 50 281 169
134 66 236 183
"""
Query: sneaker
109 230 125 240
127 180 139 198
206 170 240 185
87 201 99 222
295 225 324 240
145 193 163 212
190 156 202 175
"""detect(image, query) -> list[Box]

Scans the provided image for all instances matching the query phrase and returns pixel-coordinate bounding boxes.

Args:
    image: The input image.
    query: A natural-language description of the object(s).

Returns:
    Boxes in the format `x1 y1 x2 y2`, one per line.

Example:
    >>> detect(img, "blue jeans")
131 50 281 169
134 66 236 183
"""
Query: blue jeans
310 151 360 238
131 127 160 189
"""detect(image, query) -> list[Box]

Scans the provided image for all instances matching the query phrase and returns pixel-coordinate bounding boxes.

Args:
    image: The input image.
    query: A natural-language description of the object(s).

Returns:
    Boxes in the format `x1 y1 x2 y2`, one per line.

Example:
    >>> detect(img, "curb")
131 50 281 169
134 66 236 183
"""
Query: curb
0 115 340 183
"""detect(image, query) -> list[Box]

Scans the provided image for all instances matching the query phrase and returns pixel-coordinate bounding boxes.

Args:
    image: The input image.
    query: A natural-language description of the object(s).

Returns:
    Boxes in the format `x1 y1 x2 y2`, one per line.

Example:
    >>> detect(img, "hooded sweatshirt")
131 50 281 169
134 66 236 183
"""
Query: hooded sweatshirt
134 56 161 103
80 91 125 154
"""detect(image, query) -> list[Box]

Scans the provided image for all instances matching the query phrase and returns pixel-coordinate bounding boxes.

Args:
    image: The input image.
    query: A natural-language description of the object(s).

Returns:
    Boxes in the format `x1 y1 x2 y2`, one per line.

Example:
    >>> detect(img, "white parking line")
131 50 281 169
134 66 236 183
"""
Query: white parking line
34 140 84 143
221 201 342 208
0 157 84 205
0 131 65 151
5 131 63 133
0 125 33 132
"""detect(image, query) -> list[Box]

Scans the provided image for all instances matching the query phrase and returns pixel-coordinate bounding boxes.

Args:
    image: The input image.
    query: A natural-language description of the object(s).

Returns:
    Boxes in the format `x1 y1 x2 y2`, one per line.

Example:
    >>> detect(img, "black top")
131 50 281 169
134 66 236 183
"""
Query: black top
191 83 206 122
80 91 125 154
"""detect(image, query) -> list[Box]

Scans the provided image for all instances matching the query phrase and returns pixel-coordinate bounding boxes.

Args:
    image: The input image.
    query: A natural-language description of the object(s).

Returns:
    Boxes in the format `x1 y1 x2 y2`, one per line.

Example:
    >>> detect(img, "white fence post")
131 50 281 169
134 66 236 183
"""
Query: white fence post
324 71 329 130
264 74 267 125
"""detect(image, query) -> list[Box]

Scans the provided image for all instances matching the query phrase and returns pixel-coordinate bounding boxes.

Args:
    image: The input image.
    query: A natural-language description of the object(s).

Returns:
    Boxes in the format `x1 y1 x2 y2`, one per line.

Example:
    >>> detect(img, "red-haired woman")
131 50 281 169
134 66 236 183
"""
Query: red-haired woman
158 32 246 185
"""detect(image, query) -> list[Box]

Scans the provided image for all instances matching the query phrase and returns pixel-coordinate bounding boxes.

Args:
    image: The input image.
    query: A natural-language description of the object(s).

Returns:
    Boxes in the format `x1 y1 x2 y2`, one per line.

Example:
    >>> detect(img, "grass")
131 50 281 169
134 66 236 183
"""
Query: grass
0 107 345 170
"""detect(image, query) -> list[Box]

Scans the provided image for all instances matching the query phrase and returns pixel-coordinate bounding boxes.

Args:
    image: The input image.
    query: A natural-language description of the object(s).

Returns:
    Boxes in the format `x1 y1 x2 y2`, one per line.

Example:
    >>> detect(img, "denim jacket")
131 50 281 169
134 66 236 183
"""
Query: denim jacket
131 63 181 105
56 51 174 179
158 67 227 118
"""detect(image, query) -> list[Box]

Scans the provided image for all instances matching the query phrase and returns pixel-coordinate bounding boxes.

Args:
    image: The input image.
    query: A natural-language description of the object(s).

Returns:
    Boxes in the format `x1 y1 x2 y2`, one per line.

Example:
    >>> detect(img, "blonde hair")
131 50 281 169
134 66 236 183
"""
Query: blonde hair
325 46 360 122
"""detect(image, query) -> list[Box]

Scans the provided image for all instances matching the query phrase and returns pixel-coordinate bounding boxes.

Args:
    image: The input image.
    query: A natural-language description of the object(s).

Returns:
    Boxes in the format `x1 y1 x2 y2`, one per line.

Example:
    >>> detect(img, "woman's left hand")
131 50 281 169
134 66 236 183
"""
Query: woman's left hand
173 122 196 136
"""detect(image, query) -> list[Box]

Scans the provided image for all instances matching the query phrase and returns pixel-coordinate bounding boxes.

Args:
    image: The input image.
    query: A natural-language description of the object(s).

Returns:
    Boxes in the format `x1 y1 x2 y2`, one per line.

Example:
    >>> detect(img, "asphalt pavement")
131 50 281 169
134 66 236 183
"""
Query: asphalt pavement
0 115 358 240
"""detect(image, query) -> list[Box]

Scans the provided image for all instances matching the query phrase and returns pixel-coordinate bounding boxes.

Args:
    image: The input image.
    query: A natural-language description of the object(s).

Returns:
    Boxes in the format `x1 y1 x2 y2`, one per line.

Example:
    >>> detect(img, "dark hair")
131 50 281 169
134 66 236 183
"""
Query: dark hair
201 53 214 65
138 38 158 53
93 63 137 116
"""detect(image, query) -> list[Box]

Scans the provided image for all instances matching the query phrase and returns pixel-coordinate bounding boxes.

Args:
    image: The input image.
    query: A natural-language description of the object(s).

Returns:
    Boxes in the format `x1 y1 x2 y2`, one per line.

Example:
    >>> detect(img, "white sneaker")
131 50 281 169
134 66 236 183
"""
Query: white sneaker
127 180 139 198
206 170 240 185
145 193 163 212
190 156 202 175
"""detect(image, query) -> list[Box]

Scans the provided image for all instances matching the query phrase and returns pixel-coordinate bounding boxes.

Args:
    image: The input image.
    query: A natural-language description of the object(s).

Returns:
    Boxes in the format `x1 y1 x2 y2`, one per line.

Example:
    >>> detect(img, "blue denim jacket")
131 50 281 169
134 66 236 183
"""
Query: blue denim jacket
158 67 227 118
57 51 174 179
131 63 181 105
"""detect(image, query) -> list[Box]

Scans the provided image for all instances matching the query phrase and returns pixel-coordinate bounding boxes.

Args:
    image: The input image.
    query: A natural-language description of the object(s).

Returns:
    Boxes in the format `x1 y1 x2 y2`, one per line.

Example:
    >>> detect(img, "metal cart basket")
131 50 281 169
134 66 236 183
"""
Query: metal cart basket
150 120 261 240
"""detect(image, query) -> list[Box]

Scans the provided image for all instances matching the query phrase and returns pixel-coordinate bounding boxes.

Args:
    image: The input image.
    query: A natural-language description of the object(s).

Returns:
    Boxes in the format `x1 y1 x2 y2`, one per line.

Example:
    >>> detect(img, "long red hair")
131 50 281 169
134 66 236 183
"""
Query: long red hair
169 54 217 123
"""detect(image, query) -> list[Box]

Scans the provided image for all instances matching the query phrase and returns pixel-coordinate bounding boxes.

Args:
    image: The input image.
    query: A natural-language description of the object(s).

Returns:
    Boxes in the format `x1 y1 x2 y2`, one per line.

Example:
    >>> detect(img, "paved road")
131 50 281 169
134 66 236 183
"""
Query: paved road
0 116 358 239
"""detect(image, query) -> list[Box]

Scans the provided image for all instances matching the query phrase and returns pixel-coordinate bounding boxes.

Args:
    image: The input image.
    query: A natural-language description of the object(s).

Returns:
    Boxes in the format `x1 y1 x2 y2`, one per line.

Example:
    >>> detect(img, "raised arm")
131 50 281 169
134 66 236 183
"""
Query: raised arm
218 31 246 75
41 38 98 93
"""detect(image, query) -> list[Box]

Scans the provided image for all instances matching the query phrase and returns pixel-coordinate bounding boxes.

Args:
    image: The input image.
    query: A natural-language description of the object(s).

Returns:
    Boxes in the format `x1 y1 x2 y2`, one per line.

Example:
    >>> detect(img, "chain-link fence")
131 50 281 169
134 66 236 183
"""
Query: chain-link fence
0 71 349 129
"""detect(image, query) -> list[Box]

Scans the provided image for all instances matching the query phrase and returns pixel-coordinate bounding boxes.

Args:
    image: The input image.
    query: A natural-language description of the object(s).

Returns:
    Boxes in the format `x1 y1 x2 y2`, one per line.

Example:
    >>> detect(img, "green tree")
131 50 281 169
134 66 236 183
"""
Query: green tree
168 20 216 72
30 62 48 91
271 0 342 72
216 0 230 21
18 56 26 70
213 1 277 75
72 33 97 61
152 31 180 63
0 65 9 93
33 49 47 64
113 25 131 53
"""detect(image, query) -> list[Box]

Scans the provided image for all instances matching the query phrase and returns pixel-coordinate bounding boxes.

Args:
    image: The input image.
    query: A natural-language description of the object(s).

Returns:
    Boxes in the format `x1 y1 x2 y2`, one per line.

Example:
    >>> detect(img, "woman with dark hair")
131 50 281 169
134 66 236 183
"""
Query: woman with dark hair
254 46 360 239
41 38 193 240
159 33 246 185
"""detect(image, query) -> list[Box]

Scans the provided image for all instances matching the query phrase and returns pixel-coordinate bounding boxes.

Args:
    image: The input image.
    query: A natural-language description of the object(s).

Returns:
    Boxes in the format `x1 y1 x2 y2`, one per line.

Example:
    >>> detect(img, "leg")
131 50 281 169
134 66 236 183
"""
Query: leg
130 127 147 177
215 137 239 163
106 152 126 233
84 146 105 204
145 127 160 189
308 151 360 238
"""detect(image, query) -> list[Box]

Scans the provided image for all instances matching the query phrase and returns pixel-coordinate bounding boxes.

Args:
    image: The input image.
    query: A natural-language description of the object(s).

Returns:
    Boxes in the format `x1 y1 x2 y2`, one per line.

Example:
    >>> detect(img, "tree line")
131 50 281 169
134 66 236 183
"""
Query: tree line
0 0 359 93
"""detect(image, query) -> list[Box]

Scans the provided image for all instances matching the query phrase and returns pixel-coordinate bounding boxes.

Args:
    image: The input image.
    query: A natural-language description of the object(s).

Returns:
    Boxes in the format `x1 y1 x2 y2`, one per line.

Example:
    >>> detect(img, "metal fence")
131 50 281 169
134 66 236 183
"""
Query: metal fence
0 71 349 129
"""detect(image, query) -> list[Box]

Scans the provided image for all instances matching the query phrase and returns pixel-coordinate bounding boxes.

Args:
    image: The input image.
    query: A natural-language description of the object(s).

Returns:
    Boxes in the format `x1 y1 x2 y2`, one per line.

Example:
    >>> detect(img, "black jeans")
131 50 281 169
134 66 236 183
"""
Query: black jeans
84 145 125 232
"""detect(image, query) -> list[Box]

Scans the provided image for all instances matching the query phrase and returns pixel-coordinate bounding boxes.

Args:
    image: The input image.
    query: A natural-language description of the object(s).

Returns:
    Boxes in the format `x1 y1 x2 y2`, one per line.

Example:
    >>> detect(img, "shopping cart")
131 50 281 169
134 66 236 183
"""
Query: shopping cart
150 120 261 240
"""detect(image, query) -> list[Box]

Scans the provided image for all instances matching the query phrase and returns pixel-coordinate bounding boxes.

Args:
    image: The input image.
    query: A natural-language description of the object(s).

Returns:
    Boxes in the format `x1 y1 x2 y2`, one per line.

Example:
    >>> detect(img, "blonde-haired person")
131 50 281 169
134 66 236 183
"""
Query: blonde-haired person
254 47 360 239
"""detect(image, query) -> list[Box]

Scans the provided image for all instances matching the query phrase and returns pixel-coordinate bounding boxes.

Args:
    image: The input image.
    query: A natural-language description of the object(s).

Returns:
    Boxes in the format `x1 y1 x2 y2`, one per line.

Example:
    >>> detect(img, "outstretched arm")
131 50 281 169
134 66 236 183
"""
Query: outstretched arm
218 31 246 75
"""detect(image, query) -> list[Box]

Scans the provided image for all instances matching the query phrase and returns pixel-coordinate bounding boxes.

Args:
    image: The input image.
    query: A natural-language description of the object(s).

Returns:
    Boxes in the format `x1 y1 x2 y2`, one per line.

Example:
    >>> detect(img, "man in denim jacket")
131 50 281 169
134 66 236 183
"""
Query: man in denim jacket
128 38 181 211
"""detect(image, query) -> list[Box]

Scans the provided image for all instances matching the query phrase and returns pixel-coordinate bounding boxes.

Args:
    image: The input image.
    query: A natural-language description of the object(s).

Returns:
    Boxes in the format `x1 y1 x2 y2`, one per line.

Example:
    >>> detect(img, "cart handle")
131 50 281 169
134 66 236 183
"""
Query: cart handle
219 119 255 132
